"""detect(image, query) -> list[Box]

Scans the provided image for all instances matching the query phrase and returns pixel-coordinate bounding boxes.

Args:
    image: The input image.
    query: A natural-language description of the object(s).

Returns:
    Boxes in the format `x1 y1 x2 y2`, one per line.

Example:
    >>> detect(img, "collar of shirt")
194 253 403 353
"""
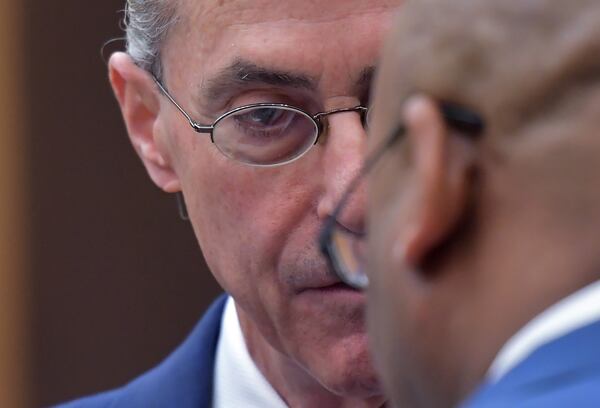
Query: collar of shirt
486 279 600 383
213 296 288 408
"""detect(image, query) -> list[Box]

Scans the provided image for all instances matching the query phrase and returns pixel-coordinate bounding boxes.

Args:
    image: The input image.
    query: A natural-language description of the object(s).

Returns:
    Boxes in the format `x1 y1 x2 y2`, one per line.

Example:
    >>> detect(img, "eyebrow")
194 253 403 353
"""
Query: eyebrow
201 59 318 103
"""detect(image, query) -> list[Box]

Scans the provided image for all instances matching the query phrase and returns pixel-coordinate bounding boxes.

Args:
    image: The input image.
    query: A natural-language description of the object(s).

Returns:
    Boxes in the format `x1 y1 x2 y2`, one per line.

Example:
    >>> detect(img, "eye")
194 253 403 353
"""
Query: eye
237 107 288 127
212 105 320 165
231 107 298 136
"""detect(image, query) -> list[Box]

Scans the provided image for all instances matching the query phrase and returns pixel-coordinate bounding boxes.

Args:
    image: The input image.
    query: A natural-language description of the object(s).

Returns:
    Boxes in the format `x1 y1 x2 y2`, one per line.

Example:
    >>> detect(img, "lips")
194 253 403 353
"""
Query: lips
292 269 343 293
315 282 358 292
295 279 366 309
296 275 362 295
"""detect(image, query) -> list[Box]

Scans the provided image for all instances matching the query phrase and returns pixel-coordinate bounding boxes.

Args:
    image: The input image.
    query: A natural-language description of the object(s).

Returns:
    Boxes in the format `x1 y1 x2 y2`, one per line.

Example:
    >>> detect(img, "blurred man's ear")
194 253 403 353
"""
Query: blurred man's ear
108 52 181 193
401 95 476 267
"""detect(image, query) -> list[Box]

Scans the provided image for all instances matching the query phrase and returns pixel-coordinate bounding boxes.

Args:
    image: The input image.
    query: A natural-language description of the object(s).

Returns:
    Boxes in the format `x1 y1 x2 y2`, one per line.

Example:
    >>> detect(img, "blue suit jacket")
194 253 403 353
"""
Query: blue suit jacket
57 294 228 408
462 320 600 407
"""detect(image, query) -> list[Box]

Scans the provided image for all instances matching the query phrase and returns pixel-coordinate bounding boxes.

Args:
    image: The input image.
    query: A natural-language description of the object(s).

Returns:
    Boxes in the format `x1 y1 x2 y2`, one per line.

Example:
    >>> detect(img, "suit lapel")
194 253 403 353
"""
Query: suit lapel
116 294 228 407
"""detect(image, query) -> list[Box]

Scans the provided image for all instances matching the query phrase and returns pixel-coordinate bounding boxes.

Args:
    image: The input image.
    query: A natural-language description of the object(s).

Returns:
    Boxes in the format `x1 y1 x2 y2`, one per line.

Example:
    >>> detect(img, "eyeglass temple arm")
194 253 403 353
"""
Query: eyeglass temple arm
151 76 213 134
321 102 483 233
323 124 405 234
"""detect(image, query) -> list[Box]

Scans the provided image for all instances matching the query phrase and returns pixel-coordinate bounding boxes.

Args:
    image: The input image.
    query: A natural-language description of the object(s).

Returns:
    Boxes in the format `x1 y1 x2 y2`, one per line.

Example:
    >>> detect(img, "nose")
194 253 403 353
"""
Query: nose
316 112 367 234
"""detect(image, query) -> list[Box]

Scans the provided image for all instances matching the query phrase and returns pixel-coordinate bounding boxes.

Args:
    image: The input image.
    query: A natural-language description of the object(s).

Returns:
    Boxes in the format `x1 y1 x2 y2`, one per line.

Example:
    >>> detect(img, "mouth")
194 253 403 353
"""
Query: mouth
316 282 359 293
291 265 362 294
296 280 365 305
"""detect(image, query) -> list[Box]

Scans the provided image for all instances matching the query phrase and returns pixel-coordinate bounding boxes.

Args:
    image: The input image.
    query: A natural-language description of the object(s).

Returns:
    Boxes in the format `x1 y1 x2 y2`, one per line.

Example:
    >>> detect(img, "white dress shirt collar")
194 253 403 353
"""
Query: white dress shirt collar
213 296 288 408
487 279 600 382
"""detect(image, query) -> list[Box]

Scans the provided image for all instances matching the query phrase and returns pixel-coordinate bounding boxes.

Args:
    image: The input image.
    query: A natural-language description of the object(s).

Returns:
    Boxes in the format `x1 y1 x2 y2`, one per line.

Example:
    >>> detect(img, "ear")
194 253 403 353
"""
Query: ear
108 52 181 193
401 95 476 267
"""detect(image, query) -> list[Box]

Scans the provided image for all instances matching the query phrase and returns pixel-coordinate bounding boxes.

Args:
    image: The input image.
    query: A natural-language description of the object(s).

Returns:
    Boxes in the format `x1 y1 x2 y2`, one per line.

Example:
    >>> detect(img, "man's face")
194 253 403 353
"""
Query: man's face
153 0 401 396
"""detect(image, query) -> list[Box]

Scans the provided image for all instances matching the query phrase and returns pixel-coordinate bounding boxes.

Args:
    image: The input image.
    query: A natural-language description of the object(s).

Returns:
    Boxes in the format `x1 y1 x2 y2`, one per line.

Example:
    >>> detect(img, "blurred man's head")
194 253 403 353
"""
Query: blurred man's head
108 0 403 405
367 0 600 406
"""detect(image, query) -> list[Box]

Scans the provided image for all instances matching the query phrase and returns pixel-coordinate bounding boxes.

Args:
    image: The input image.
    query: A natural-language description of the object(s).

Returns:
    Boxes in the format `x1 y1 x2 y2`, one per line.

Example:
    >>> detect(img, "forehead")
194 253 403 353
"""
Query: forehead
182 0 400 24
162 0 401 94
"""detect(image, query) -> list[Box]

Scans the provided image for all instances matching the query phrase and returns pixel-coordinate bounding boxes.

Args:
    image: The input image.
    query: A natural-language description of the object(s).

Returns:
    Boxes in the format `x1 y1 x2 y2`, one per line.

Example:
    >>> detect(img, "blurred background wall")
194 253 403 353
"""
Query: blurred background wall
1 0 28 406
1 1 221 406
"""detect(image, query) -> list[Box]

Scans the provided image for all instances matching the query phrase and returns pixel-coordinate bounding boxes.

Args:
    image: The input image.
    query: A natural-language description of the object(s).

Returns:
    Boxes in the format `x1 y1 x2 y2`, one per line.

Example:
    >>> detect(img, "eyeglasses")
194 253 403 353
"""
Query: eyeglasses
153 76 370 167
319 102 485 289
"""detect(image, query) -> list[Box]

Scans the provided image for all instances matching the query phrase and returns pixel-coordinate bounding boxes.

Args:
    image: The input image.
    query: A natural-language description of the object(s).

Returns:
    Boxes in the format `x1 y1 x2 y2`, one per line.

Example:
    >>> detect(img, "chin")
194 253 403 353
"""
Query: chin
327 370 382 398
309 332 383 398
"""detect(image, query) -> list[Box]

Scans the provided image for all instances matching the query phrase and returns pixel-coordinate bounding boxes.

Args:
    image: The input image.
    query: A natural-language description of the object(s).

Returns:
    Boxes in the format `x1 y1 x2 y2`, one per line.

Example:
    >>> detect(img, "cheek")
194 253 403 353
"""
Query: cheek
181 148 319 292
367 207 397 344
366 184 416 388
366 268 402 399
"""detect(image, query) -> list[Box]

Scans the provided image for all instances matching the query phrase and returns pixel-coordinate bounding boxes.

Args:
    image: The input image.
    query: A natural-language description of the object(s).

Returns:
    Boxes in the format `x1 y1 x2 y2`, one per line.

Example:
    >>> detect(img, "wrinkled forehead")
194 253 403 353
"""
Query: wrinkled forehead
179 0 401 24
161 0 401 86
166 0 401 58
381 0 600 131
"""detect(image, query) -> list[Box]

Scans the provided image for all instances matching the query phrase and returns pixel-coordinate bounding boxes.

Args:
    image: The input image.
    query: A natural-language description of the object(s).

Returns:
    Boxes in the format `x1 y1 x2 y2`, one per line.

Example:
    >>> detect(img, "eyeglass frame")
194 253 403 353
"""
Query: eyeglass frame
152 76 370 167
318 102 485 289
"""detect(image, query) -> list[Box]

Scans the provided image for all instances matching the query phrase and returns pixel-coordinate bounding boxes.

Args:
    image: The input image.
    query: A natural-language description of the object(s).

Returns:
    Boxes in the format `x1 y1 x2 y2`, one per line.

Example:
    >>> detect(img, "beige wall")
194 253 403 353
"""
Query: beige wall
0 0 29 406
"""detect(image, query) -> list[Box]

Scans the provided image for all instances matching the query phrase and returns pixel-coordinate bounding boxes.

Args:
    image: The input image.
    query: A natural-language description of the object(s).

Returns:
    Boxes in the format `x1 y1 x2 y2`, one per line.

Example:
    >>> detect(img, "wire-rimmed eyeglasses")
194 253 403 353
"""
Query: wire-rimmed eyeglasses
319 102 485 290
153 76 370 167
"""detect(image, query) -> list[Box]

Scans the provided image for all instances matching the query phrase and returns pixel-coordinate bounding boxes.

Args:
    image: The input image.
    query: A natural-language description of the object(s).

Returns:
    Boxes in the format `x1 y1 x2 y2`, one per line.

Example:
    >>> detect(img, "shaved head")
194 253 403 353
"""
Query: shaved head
379 0 600 132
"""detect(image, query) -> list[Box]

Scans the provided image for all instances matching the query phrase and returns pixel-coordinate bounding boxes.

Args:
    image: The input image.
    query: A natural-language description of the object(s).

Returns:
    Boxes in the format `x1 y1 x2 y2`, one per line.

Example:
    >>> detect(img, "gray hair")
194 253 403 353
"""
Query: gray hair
124 0 179 78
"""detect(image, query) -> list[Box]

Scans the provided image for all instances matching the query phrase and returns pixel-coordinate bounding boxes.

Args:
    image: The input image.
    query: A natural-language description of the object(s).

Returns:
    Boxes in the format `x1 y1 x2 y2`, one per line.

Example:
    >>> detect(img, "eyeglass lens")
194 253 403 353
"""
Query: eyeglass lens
330 226 368 289
213 106 319 166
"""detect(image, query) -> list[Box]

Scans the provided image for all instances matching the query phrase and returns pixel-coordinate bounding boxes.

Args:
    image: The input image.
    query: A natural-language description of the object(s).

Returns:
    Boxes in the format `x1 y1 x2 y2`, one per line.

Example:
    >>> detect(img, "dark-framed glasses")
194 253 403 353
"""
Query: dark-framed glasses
153 76 370 167
319 103 485 290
